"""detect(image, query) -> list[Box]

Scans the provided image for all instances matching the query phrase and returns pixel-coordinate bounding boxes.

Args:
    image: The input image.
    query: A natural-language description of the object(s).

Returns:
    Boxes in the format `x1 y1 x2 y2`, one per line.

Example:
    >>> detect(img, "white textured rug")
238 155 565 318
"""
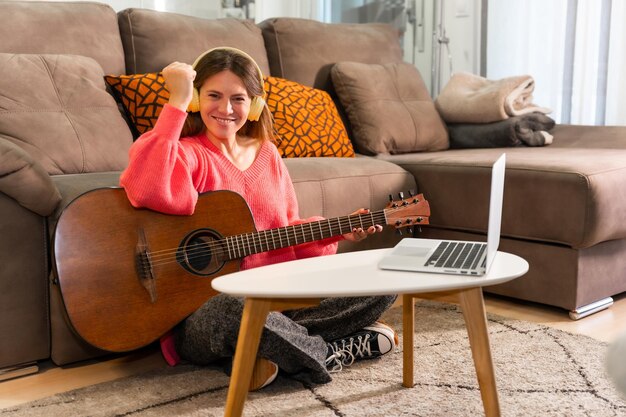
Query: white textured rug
2 301 625 417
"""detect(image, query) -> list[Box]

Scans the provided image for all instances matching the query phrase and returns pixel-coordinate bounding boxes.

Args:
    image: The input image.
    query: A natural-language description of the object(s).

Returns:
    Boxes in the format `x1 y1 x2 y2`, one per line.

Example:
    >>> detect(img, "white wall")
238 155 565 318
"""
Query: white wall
438 0 481 96
445 0 481 77
405 0 436 92
256 0 318 21
407 0 481 97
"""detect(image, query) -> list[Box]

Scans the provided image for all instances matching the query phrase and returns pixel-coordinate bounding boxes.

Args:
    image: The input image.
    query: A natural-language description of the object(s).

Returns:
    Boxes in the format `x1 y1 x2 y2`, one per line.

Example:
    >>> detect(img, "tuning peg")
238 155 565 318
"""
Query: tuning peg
407 227 413 235
398 191 404 200
396 229 403 236
388 194 399 208
409 189 415 197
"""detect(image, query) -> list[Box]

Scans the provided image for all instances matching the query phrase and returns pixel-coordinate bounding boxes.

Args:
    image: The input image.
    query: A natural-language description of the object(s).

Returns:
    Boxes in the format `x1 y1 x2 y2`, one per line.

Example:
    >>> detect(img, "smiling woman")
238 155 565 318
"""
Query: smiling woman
117 46 395 392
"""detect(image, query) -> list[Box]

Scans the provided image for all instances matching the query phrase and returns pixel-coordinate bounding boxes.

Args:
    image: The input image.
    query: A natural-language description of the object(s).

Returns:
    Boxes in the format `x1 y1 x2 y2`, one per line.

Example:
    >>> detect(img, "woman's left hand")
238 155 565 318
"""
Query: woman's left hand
342 208 384 242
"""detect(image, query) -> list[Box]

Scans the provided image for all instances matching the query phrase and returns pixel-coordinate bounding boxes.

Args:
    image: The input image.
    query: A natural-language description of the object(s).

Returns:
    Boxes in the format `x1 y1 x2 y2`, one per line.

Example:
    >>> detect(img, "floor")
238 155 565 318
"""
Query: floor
1 292 625 409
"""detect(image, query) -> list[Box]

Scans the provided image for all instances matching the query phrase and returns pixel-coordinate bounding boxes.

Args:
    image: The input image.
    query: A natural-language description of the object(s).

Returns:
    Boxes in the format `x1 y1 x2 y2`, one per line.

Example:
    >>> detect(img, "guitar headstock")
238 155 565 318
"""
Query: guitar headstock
384 192 430 232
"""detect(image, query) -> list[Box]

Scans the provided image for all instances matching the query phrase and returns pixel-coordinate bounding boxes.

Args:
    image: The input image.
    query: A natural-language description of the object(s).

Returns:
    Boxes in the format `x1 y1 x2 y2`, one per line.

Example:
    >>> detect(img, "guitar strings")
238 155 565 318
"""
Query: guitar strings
145 211 387 259
142 201 423 268
146 212 389 267
150 213 384 257
144 205 422 268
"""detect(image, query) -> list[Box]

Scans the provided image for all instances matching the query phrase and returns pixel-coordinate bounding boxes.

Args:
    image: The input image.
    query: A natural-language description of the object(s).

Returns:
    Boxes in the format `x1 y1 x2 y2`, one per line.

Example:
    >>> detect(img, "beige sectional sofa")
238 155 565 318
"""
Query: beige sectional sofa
1 1 625 377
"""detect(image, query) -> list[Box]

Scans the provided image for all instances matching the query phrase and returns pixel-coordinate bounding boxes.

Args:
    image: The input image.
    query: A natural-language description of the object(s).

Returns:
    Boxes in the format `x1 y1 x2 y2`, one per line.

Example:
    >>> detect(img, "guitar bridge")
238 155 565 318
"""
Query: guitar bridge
136 227 157 303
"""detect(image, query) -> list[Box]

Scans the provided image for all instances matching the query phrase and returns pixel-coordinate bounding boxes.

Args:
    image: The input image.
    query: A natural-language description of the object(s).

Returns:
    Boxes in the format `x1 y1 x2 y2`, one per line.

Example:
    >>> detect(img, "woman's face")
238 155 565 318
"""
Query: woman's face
198 69 251 142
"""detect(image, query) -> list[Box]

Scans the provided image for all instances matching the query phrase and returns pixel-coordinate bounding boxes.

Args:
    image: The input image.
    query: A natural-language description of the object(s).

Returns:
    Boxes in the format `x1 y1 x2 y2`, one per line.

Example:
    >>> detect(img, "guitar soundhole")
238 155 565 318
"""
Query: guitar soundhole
177 229 225 276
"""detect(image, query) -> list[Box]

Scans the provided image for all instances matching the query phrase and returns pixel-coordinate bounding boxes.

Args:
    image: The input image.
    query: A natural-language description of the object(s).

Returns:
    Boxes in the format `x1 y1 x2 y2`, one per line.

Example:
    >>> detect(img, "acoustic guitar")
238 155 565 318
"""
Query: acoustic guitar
53 188 430 352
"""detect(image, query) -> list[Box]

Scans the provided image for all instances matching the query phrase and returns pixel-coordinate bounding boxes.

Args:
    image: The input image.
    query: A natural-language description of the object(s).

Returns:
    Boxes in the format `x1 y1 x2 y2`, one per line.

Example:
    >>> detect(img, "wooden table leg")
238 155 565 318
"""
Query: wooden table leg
224 298 271 417
402 294 415 388
457 287 501 417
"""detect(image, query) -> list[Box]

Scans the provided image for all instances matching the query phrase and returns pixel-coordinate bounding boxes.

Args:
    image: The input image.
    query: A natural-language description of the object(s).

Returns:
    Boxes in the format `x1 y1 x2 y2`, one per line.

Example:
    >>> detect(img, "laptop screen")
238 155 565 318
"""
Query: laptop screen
486 153 506 271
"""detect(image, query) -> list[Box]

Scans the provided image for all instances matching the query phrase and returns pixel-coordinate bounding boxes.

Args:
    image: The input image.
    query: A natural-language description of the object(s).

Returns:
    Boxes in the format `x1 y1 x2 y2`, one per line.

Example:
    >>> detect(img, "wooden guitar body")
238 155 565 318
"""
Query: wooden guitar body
53 188 254 352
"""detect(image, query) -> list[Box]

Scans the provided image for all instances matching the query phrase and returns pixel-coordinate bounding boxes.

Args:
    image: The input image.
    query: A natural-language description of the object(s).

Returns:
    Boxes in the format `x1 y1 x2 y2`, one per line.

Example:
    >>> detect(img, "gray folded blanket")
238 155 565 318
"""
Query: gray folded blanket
447 113 556 149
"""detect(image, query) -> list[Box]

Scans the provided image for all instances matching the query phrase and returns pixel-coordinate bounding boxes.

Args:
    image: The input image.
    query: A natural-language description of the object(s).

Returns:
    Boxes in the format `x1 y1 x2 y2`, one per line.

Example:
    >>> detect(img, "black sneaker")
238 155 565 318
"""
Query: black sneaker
325 321 397 372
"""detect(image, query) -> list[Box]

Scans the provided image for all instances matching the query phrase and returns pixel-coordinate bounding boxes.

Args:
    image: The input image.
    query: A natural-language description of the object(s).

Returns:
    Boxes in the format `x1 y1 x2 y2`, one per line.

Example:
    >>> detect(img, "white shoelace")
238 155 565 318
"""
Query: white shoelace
326 349 352 373
348 334 373 358
325 334 372 373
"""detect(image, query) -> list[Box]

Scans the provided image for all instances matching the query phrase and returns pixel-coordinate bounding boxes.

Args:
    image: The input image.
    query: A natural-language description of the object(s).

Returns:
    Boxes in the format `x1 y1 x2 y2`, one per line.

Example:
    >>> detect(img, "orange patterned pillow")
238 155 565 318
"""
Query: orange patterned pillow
104 72 169 135
264 76 354 158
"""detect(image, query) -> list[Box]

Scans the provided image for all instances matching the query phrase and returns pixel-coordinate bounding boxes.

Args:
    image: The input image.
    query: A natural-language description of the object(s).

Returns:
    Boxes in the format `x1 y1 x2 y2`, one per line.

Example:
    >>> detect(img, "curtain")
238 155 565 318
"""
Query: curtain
487 0 625 126
606 0 626 125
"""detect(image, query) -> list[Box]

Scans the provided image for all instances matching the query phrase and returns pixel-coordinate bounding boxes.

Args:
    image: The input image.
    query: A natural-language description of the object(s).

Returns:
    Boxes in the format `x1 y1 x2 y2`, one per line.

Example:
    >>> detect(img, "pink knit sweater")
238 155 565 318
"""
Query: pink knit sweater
120 104 341 365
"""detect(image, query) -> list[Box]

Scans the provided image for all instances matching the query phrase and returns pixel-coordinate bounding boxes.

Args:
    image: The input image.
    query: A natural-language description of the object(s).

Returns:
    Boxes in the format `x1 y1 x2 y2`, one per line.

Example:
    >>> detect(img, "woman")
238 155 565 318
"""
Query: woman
120 47 397 389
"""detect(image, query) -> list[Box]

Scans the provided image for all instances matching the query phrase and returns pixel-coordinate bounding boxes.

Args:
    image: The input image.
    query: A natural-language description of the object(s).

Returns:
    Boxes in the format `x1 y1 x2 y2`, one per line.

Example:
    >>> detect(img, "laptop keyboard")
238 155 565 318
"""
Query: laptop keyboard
424 241 487 270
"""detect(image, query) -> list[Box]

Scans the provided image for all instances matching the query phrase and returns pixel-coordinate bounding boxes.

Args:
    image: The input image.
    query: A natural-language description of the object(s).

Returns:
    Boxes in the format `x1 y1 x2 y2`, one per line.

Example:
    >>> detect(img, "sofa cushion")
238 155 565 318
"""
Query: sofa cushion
331 61 448 155
0 1 125 75
549 124 626 149
0 53 133 175
0 193 51 368
265 76 354 158
118 8 270 75
259 18 403 92
0 138 61 216
378 147 626 249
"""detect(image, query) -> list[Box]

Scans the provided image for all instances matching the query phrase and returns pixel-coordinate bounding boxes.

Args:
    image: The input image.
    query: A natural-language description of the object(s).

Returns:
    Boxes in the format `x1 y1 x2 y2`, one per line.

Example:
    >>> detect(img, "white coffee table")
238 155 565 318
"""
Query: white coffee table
212 248 529 417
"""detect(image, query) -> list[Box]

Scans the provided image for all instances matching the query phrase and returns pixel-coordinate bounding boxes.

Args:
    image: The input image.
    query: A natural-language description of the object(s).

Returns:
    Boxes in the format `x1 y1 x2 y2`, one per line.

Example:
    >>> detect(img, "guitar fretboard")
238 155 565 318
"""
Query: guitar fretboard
222 210 388 260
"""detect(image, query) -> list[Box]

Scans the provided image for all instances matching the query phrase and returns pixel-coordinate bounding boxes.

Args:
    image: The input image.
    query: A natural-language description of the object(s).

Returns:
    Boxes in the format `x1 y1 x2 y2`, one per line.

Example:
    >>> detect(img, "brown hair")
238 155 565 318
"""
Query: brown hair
181 48 274 142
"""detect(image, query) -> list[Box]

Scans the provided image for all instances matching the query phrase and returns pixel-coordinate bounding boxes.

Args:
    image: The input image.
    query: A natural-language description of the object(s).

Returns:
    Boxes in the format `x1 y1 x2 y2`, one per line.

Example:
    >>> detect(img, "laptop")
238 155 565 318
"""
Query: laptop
378 153 506 276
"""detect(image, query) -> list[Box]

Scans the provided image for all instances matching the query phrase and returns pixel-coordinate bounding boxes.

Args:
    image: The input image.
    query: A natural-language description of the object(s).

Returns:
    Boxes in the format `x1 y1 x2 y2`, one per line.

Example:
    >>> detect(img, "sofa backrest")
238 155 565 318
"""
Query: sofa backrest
258 17 405 151
0 1 126 75
0 1 133 176
117 8 270 76
259 18 403 93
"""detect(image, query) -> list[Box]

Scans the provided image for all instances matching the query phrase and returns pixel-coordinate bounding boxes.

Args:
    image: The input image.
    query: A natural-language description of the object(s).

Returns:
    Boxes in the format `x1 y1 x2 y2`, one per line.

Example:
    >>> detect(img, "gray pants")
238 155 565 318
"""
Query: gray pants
175 294 397 383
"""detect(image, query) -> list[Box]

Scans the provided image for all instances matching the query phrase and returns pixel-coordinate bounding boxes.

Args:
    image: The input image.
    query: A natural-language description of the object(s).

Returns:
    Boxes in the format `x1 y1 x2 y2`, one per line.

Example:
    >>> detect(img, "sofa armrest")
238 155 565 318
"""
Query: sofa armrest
0 138 61 216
